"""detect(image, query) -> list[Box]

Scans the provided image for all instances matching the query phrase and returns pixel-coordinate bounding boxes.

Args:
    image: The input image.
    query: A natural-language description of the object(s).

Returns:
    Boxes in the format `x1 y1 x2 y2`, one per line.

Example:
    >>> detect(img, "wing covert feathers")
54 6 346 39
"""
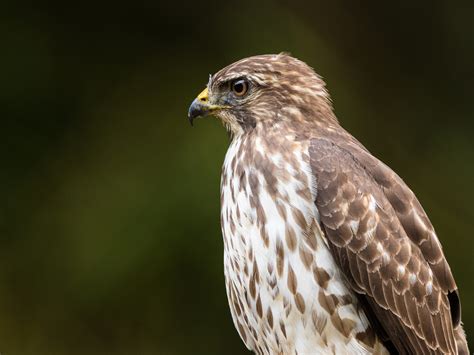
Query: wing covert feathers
309 137 468 354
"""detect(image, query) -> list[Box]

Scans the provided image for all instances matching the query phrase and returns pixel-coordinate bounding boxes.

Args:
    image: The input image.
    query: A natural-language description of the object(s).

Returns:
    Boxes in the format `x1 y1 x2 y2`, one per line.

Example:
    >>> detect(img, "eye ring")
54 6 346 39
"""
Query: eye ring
231 79 249 97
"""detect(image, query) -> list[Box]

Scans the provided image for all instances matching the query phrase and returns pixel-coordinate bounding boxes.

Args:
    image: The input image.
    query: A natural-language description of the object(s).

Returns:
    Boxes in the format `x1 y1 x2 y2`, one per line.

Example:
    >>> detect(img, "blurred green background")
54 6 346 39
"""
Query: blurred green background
1 1 473 354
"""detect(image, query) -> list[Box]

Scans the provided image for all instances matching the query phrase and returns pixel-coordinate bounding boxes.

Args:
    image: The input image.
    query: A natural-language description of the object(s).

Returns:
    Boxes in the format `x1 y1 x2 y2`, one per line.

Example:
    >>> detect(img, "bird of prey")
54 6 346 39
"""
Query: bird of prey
188 54 469 355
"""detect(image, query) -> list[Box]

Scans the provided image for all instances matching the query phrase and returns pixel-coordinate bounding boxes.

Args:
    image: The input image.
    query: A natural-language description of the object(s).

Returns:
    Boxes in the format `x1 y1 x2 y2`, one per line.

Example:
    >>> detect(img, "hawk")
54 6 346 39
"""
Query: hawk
188 54 469 354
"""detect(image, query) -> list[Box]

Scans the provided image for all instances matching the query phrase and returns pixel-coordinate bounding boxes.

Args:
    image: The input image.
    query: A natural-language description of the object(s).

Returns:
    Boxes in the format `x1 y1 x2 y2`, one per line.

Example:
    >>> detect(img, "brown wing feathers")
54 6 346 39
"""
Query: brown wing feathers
309 137 466 354
347 139 458 297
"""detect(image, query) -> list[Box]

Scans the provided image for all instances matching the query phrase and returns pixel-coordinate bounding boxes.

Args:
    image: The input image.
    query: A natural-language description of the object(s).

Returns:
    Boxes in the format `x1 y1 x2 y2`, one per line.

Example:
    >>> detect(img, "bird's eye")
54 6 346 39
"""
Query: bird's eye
231 79 248 97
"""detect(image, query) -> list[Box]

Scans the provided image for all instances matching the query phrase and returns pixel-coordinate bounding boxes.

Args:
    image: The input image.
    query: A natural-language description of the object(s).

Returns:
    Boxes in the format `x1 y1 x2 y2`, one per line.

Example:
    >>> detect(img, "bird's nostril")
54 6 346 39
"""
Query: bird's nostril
200 97 207 102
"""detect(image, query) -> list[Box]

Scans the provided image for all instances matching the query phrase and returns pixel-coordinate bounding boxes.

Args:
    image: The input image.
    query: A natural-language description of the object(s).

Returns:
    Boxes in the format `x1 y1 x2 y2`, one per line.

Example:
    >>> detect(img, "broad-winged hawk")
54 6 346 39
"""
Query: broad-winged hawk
188 54 469 355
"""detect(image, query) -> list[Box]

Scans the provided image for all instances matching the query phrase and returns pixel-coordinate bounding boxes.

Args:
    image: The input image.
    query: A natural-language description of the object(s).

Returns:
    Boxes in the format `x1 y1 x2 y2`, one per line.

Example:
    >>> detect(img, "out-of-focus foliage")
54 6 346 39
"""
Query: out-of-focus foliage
0 1 472 354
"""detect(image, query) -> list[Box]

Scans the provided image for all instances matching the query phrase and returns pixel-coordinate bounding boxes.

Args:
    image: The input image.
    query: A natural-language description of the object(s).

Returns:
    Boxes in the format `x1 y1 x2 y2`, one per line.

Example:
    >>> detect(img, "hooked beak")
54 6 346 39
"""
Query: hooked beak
187 87 227 126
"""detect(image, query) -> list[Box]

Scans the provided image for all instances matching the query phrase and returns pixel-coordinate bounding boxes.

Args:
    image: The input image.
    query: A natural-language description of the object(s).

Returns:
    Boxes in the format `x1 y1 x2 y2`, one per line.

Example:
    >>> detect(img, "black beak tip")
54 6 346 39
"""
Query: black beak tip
188 99 203 126
188 107 196 127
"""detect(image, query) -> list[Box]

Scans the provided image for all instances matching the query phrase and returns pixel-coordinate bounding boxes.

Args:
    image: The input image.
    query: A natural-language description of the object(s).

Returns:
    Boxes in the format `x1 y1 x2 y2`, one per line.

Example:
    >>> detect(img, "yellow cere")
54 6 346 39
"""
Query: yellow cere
197 88 208 102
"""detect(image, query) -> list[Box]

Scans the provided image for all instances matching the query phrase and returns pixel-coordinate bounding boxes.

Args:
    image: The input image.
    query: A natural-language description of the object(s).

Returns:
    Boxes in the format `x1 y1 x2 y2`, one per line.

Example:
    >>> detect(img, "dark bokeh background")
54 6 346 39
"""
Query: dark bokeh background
1 1 473 354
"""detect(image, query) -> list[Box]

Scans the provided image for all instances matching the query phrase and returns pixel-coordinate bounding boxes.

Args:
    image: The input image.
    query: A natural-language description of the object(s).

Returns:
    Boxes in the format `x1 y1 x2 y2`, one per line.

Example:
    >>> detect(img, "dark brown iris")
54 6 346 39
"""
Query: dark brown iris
231 79 248 97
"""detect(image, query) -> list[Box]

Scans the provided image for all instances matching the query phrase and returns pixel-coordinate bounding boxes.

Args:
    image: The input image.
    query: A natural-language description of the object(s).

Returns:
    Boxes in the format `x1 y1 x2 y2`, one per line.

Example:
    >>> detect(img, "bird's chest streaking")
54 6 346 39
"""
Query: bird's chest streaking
220 133 387 355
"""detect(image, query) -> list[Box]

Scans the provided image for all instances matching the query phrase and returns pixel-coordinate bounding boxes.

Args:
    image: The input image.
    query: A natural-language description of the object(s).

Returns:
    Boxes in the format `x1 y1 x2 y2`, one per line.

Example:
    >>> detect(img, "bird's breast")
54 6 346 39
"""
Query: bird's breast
219 135 384 354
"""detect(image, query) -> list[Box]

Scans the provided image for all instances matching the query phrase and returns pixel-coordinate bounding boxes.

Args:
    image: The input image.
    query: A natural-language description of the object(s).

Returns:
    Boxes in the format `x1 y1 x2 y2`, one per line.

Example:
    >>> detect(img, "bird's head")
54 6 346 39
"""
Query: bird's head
188 54 336 136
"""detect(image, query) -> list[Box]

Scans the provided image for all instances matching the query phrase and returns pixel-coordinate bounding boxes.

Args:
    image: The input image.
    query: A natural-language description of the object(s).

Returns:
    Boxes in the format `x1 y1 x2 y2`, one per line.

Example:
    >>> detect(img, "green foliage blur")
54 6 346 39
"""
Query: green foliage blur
1 1 473 354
